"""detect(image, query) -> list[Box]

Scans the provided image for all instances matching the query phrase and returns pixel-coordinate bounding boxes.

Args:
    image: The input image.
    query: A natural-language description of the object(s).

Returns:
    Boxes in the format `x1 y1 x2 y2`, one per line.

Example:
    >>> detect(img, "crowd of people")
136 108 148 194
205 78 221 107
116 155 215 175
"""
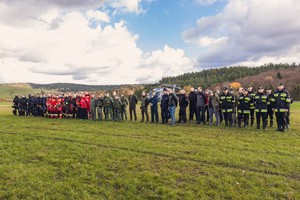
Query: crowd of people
12 82 293 132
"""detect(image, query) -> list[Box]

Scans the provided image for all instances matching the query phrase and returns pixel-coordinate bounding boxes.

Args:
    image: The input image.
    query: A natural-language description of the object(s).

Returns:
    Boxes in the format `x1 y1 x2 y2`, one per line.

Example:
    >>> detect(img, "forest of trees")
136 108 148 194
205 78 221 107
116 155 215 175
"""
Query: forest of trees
160 63 300 89
160 63 300 100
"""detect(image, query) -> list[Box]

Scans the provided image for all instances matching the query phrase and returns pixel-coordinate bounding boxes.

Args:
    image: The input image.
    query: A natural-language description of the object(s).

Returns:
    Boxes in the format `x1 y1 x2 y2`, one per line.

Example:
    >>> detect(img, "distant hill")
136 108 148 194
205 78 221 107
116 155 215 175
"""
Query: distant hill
160 63 300 100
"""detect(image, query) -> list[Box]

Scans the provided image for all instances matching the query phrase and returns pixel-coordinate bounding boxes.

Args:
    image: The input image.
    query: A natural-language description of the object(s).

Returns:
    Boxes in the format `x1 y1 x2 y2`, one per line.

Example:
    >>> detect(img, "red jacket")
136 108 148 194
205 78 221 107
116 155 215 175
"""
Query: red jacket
80 97 88 109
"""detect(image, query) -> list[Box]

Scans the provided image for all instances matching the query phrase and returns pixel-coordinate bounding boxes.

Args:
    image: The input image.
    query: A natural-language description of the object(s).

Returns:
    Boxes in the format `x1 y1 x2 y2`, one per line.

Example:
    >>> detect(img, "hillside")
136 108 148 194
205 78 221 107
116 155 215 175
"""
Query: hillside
160 63 300 100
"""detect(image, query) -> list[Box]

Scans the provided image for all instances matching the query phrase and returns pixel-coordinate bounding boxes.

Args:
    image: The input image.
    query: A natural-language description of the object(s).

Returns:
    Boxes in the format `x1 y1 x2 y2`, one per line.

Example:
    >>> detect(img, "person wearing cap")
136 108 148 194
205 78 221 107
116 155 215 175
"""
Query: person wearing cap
120 94 129 121
237 88 253 128
161 88 170 124
254 86 269 130
188 87 197 121
149 91 159 123
196 87 207 124
248 85 256 126
266 87 275 127
178 90 189 123
220 86 235 127
273 83 291 132
208 90 220 126
128 91 138 121
140 91 149 123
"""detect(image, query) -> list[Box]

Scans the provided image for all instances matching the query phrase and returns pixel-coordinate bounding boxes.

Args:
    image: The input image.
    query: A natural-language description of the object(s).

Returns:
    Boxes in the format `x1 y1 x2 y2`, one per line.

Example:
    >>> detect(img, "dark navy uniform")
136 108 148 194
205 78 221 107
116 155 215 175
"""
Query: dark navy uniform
254 90 269 130
273 86 291 132
237 93 252 128
248 89 256 126
161 93 169 124
220 87 235 127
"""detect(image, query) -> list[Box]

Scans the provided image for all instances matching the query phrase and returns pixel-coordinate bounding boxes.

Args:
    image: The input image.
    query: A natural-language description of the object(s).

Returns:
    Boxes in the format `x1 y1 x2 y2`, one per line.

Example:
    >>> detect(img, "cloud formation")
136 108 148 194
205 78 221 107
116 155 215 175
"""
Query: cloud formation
183 0 300 68
0 1 194 84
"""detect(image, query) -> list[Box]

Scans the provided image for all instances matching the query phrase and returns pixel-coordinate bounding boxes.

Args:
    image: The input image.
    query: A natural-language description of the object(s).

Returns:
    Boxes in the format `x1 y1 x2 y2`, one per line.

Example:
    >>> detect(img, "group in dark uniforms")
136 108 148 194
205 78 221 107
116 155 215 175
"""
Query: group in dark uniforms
12 82 293 132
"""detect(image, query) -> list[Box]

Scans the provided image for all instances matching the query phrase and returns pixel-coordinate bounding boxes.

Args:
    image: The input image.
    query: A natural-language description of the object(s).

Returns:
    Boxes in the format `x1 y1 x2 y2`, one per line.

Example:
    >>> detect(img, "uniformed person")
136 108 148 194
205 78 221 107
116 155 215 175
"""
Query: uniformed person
266 87 274 127
120 94 129 120
161 88 169 124
128 91 138 121
237 89 252 128
220 87 235 127
140 91 149 122
113 96 122 121
208 90 220 126
90 94 97 121
230 88 239 126
149 91 159 123
97 94 104 121
248 85 256 126
254 86 269 130
196 87 207 125
103 92 113 121
273 83 291 132
12 94 19 115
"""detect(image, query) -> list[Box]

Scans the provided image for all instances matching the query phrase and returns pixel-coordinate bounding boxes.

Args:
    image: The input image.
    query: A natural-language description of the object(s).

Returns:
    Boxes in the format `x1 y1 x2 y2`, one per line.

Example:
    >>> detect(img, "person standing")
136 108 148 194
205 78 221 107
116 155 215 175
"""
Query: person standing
113 96 122 121
188 87 197 121
178 90 189 123
208 90 220 126
140 91 149 122
120 94 129 121
273 83 291 132
266 87 275 127
90 94 97 121
196 87 207 124
12 94 19 115
220 87 235 127
161 88 169 124
103 92 113 121
254 86 269 130
149 91 159 123
97 94 104 121
248 85 256 126
128 91 138 121
237 89 252 128
168 89 178 126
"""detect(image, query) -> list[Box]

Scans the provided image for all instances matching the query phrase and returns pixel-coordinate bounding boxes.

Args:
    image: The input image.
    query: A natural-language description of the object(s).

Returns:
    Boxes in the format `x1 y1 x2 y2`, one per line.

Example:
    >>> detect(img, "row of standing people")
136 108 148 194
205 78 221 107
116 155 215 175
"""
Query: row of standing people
12 82 292 131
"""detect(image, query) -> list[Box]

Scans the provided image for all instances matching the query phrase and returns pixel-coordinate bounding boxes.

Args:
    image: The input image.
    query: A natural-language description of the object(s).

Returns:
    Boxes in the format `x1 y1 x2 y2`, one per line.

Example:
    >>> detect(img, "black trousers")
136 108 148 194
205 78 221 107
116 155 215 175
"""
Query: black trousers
179 106 187 123
275 112 287 131
205 105 209 122
189 104 196 120
129 106 137 121
141 107 149 122
250 109 255 125
223 112 233 126
151 106 159 123
81 108 88 119
238 113 249 127
256 112 267 129
267 108 274 127
161 108 169 123
196 106 206 124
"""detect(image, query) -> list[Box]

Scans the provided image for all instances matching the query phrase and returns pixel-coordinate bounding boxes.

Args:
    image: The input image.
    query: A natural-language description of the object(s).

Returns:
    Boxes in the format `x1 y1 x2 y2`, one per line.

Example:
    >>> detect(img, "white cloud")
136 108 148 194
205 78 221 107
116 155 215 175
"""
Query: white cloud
0 2 194 84
183 0 300 68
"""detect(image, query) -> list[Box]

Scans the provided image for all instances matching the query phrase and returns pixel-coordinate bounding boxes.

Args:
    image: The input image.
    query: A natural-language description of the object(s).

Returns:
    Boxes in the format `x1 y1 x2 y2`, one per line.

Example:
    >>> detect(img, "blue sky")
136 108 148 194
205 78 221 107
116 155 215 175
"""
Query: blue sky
0 0 300 84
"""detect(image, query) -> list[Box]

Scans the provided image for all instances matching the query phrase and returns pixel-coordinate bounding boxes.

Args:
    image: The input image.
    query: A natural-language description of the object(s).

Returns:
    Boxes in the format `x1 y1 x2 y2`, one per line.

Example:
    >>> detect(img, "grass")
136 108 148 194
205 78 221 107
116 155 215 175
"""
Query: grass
0 85 49 100
0 102 299 199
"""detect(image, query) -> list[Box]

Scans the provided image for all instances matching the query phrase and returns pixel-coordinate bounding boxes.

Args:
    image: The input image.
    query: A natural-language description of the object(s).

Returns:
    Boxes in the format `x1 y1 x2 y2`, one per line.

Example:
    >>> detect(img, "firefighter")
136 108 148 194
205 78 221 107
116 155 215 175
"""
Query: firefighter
273 83 291 132
220 87 235 127
12 94 19 115
237 89 252 128
254 86 269 130
266 87 275 127
248 85 256 126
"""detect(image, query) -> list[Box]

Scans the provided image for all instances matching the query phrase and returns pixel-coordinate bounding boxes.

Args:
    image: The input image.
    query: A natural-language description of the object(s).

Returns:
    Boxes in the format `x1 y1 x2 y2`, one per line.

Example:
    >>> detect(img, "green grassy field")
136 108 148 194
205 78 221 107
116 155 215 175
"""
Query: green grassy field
0 85 47 100
0 102 299 199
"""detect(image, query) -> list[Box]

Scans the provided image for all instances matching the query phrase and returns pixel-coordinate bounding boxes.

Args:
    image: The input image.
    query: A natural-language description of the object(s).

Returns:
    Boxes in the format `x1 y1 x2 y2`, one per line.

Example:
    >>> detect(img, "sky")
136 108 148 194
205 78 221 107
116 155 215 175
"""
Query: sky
1 0 300 85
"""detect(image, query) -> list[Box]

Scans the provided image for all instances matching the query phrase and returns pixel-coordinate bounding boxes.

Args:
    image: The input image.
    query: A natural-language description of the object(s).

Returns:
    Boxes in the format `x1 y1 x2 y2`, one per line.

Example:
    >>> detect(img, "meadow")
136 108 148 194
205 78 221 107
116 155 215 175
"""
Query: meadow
0 102 299 199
